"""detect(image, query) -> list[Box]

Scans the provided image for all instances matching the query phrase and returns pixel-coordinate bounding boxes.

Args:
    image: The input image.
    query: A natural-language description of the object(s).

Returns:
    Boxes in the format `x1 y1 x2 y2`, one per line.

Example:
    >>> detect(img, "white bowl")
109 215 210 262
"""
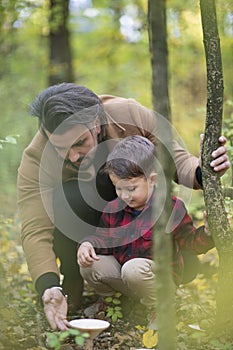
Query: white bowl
69 318 110 339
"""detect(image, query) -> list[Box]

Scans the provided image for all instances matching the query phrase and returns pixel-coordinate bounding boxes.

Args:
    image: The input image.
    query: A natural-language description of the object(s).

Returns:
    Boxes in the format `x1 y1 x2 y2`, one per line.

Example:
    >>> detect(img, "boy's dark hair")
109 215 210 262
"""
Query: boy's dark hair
105 136 156 179
30 82 107 138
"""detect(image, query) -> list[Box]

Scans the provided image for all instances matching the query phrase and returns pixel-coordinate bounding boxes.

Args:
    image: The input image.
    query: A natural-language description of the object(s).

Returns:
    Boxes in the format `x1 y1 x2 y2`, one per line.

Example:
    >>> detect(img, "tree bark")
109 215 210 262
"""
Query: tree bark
48 0 74 85
148 1 176 349
148 0 170 118
200 0 233 338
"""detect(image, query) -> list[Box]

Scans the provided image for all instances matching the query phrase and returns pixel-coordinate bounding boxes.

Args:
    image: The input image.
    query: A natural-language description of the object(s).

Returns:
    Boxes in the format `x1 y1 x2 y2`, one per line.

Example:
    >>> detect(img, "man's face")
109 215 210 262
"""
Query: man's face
46 123 100 170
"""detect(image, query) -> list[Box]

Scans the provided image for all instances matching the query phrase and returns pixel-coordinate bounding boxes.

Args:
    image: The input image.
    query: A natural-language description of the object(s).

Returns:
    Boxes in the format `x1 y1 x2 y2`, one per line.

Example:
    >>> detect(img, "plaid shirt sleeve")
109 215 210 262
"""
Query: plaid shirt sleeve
170 197 215 254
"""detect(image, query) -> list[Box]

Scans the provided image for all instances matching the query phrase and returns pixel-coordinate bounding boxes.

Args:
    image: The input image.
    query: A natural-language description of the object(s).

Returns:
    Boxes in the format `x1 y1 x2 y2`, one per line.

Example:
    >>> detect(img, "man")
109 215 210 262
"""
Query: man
17 83 229 330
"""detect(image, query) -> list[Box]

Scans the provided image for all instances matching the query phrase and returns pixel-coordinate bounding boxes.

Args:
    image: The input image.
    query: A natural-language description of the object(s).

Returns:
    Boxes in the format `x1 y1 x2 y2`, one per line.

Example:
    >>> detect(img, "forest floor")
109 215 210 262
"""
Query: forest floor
1 217 233 350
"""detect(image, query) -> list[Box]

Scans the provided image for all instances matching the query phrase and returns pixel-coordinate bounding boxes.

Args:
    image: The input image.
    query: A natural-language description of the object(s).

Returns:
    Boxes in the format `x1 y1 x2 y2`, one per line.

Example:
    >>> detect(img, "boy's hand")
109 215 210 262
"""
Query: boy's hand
199 134 230 176
77 242 100 267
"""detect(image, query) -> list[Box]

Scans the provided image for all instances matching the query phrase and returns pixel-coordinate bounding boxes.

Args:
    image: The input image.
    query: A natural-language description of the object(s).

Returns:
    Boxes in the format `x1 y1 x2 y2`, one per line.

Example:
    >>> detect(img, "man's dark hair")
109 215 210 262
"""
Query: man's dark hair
30 82 107 138
105 136 156 179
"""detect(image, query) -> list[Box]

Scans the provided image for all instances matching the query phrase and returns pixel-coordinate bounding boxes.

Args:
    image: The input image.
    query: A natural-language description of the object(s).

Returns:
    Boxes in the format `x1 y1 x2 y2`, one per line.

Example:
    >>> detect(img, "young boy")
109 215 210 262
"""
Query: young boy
77 136 214 329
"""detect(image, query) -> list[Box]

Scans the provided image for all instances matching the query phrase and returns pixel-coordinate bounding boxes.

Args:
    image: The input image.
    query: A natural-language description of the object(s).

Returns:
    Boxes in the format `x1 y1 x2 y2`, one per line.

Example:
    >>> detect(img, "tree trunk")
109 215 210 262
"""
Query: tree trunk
48 0 74 85
148 1 176 349
148 0 170 118
200 0 233 338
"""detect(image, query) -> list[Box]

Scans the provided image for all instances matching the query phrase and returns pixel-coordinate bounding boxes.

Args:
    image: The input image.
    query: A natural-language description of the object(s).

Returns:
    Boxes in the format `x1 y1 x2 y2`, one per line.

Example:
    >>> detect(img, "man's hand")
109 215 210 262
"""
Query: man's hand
77 242 100 267
42 287 70 331
211 136 230 175
199 134 230 176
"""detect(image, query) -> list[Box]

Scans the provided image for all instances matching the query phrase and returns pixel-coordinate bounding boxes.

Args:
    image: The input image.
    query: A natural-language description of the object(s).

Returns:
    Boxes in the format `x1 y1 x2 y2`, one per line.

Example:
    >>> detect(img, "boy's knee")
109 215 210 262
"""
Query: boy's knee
80 260 102 281
80 256 120 281
121 258 154 284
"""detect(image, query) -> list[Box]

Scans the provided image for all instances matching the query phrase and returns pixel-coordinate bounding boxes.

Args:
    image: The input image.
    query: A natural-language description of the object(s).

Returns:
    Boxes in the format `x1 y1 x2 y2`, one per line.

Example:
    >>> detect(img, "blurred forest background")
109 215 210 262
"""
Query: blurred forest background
0 0 232 220
0 1 232 349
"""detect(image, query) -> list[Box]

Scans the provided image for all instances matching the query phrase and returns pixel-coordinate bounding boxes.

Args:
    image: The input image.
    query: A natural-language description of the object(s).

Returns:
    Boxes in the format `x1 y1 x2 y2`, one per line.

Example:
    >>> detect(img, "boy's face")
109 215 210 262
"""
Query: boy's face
109 173 156 210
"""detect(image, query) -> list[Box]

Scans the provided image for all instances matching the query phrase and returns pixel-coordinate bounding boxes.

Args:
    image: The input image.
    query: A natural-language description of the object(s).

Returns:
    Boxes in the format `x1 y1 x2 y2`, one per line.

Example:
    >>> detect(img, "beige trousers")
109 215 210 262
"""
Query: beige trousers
80 255 156 309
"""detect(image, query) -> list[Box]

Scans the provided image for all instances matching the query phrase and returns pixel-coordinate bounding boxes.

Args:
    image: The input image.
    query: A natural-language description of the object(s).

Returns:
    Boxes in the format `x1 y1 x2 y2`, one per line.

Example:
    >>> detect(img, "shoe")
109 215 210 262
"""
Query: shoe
84 297 107 319
147 309 158 330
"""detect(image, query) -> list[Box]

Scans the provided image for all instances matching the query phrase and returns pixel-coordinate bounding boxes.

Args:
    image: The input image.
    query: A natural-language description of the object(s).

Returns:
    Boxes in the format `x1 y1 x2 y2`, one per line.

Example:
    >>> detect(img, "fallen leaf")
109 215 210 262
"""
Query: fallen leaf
142 329 158 348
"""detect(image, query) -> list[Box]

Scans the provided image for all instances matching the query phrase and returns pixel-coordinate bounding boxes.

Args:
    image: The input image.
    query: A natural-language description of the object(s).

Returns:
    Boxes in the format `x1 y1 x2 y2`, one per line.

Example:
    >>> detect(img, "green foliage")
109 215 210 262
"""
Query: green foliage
105 292 123 322
210 339 233 349
0 0 232 215
49 0 66 32
1 217 233 348
0 0 232 347
0 218 46 350
46 329 89 350
70 0 151 104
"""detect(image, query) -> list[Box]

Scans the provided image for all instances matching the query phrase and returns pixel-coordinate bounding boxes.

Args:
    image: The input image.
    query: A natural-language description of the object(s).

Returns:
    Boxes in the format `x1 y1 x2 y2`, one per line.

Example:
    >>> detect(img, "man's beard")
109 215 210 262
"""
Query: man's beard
64 149 97 171
65 157 92 171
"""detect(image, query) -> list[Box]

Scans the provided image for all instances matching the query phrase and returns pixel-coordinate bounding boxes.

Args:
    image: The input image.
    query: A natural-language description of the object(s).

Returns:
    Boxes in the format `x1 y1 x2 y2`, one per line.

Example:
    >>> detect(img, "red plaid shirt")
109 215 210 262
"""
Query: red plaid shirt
83 194 214 284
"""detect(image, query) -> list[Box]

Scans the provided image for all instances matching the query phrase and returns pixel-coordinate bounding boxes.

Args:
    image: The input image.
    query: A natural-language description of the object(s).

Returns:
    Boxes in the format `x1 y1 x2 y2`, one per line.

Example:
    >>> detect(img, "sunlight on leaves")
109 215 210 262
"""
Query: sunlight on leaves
0 135 19 146
135 324 146 331
188 324 204 331
18 262 29 275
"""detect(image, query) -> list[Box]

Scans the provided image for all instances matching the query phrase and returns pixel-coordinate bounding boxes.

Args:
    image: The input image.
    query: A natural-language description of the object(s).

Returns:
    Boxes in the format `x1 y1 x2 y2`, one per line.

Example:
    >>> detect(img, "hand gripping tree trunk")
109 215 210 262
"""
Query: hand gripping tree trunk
200 0 233 338
148 1 176 348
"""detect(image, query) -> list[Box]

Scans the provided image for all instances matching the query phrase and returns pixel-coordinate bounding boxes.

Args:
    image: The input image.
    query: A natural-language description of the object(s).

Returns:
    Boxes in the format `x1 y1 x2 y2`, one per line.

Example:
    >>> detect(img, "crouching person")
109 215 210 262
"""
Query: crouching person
77 136 214 329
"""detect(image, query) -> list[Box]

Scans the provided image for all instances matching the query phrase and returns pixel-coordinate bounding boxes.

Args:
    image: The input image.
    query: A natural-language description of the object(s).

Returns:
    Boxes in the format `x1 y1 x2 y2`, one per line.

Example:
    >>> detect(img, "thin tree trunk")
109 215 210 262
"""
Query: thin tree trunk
148 0 170 118
200 0 233 338
48 0 74 85
148 1 176 349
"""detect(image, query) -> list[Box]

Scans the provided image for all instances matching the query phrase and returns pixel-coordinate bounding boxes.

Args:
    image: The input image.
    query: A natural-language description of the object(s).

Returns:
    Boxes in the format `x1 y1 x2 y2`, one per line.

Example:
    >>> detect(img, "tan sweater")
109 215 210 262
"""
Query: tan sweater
17 95 200 285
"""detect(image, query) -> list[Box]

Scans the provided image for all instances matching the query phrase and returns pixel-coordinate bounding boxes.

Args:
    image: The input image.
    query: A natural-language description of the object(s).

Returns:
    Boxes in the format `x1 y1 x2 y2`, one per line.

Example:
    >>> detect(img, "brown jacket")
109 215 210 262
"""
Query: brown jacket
17 95 200 285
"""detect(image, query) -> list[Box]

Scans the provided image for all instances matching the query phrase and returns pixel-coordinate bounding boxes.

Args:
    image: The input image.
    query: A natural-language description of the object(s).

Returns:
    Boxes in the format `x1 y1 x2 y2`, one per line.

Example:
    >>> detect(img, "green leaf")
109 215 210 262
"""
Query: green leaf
114 306 122 311
106 306 114 312
105 296 113 303
59 331 70 340
111 313 118 322
68 328 80 336
107 309 114 317
113 298 121 305
75 336 85 346
46 332 60 349
82 332 90 338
